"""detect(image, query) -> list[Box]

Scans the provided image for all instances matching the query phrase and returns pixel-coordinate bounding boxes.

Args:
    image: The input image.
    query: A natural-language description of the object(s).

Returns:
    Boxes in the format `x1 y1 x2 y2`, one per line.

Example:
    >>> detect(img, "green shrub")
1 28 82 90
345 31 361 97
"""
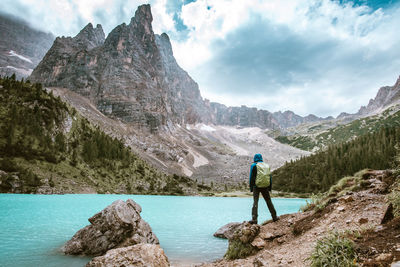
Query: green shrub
300 193 325 212
308 232 357 267
224 239 257 260
388 180 400 217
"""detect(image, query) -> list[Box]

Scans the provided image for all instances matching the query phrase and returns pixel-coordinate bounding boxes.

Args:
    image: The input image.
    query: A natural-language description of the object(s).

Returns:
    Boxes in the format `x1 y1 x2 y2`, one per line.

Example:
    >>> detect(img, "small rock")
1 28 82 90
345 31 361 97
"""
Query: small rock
391 261 400 267
346 220 352 224
86 244 169 267
342 196 354 203
375 253 392 262
251 237 267 249
259 232 282 240
358 218 368 224
253 257 268 267
337 206 345 212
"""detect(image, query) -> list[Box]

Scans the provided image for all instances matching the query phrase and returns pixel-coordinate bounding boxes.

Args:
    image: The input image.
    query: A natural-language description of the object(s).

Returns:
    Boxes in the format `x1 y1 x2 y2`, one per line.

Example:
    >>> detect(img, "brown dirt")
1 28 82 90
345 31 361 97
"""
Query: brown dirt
355 217 400 267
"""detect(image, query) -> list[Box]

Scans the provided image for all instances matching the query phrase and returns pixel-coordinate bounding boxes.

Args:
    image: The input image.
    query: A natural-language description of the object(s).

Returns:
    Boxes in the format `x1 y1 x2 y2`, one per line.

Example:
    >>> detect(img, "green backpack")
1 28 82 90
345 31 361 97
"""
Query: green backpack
255 162 271 188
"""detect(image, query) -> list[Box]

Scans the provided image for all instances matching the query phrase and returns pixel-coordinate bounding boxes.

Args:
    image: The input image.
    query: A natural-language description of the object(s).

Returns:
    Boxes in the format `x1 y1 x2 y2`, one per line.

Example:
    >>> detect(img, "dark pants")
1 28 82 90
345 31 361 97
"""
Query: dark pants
252 187 277 221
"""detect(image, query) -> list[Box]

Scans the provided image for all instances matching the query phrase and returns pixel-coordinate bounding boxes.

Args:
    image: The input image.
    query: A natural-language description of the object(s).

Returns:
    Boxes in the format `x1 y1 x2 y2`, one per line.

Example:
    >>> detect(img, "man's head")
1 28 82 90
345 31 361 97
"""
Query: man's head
253 154 263 162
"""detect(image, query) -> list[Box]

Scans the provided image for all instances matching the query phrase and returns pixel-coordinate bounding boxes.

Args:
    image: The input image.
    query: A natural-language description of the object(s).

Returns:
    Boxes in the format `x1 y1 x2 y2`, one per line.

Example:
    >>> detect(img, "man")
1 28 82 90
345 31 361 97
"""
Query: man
249 153 278 224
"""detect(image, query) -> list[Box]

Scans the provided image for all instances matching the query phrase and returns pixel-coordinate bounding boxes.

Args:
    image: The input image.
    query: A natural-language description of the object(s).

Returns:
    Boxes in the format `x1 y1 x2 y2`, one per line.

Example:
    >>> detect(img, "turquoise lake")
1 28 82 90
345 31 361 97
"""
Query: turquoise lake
0 194 307 266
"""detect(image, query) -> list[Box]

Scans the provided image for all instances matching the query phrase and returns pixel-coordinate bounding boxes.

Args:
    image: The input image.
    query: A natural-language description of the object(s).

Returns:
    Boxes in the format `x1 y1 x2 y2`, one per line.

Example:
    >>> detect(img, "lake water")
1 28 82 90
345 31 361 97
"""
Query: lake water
0 194 307 266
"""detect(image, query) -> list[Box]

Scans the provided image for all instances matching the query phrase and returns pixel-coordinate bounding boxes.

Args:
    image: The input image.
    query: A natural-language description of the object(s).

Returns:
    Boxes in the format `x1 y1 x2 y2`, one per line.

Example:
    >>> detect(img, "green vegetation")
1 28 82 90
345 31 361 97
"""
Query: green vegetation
308 232 357 267
276 107 400 151
388 145 400 217
224 239 257 260
276 135 315 151
0 76 197 194
273 127 400 193
300 170 368 212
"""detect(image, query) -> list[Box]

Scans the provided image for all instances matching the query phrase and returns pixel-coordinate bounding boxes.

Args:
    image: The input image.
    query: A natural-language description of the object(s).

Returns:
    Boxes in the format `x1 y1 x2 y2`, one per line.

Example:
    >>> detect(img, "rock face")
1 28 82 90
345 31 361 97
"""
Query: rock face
63 199 158 256
209 103 328 129
358 75 400 115
30 4 210 131
214 222 243 239
86 244 170 267
0 13 54 79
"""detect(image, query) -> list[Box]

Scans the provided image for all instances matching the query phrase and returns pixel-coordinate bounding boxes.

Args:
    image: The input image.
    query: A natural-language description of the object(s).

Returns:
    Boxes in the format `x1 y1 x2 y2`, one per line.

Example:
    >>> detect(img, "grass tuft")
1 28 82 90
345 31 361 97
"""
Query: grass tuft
308 232 357 267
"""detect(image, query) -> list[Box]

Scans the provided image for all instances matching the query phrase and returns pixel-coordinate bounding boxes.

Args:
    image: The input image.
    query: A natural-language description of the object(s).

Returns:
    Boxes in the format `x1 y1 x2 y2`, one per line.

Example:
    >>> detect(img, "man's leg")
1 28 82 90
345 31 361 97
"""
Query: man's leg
260 188 278 221
251 187 260 223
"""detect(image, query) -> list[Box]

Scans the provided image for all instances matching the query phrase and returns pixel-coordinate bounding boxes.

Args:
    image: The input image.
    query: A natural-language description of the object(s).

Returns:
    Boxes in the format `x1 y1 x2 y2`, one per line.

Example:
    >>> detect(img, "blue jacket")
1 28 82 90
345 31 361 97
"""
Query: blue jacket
249 154 272 192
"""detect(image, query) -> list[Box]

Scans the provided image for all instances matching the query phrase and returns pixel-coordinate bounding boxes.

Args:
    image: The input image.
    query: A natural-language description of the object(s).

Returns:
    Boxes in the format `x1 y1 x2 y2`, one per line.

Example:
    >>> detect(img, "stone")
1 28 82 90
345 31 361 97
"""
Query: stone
251 237 267 249
237 223 260 244
86 244 169 267
381 204 394 224
358 218 368 224
391 261 400 267
213 222 242 239
342 196 354 203
253 257 269 267
375 253 393 262
337 206 345 212
259 231 284 241
63 199 158 256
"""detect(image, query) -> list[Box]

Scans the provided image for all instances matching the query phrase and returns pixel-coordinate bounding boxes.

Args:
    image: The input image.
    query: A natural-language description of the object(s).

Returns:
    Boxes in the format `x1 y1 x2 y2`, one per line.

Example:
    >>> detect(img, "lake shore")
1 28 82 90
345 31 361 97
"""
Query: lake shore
200 190 310 199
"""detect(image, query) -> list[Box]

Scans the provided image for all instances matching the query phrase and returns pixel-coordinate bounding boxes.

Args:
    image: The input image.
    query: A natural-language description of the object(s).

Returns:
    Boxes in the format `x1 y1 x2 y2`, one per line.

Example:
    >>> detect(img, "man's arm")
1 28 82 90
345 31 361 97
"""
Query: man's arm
249 163 257 192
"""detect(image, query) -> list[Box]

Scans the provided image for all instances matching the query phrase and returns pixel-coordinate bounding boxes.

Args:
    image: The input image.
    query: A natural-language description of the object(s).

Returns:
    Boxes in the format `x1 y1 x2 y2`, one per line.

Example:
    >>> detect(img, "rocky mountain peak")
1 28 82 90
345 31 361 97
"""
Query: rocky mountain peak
130 4 153 27
29 4 209 131
74 22 105 50
358 75 400 115
129 4 154 41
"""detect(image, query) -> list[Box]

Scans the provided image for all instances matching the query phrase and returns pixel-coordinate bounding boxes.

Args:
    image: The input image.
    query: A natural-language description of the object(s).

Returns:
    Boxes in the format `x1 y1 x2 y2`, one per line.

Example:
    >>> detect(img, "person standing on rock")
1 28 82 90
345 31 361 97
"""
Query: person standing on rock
249 153 278 224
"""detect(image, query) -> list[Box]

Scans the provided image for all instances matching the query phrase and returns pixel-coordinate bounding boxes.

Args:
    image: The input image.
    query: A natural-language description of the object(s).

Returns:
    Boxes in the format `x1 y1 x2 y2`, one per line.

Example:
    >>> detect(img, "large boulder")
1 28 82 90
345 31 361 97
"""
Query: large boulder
213 222 243 239
86 244 170 267
63 199 159 256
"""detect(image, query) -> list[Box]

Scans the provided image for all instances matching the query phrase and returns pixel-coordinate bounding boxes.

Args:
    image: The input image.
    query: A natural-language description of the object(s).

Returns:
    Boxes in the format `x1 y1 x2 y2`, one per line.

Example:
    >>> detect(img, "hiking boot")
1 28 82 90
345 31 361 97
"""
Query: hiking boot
249 220 258 224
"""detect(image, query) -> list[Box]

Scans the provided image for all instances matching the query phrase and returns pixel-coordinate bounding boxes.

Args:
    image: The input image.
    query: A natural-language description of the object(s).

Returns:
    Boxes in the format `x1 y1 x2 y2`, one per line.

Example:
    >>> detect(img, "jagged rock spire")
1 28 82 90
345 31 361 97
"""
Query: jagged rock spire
74 23 105 49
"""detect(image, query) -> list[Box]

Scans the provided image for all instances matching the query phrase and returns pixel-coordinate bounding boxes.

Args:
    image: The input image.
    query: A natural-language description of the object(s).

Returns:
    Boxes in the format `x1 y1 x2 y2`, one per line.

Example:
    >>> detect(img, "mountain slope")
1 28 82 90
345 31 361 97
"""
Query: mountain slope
0 76 197 195
0 13 54 79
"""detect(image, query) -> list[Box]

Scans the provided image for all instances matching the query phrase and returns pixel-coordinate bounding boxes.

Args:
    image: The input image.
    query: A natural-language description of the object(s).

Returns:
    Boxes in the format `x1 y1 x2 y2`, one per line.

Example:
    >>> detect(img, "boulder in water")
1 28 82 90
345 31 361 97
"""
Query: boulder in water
213 222 242 239
63 199 158 256
86 244 170 267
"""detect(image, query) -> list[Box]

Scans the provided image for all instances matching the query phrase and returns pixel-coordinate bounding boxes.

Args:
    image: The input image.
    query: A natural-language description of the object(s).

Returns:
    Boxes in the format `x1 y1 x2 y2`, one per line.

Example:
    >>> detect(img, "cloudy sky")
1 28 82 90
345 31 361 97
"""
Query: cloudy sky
2 0 400 117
